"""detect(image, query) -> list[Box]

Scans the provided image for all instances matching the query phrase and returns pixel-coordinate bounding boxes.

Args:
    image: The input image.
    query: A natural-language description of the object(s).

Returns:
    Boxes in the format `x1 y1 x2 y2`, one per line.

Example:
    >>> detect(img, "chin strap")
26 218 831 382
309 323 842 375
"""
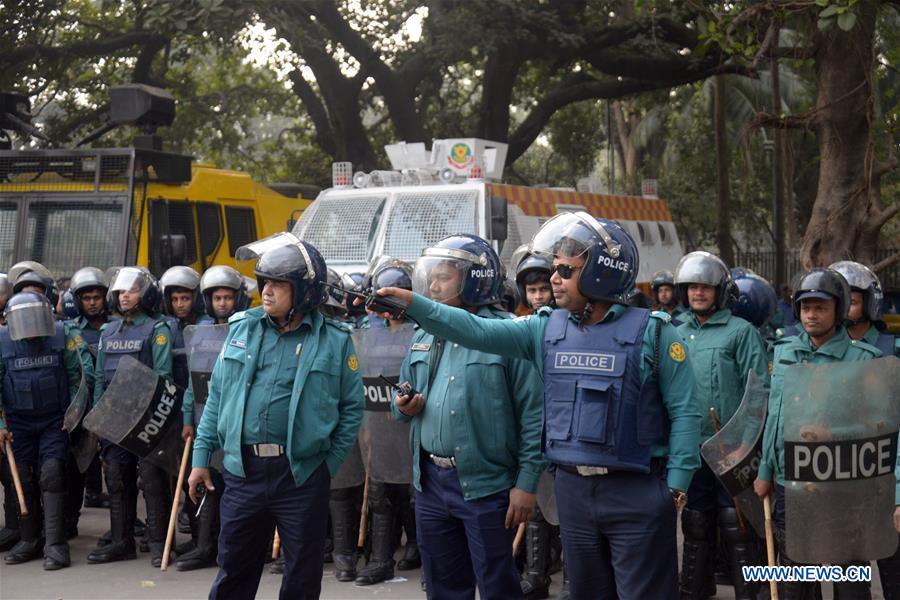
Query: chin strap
844 316 868 327
266 307 296 330
574 301 595 330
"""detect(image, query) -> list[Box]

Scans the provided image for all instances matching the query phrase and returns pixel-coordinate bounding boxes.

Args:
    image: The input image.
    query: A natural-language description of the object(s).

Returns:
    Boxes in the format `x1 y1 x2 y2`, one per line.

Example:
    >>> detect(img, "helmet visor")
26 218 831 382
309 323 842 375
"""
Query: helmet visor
412 255 469 304
675 253 729 286
109 267 152 295
238 232 316 281
530 211 621 260
7 296 55 341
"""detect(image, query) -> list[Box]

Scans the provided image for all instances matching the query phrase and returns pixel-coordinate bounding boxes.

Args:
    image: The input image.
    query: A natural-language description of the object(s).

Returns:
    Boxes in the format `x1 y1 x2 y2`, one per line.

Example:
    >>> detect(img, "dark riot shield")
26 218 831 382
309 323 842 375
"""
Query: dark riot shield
63 364 98 473
783 356 900 564
183 324 229 424
83 355 185 475
352 323 415 484
700 370 768 537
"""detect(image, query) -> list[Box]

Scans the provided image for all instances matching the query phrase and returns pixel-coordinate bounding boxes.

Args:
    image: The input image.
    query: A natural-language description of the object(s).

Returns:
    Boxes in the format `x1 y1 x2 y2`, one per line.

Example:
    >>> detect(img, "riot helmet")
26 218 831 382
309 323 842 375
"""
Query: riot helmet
412 234 502 307
730 268 777 328
237 232 327 315
0 273 9 311
369 258 413 293
107 266 160 315
529 211 638 304
674 251 735 311
499 278 522 313
5 291 56 341
791 268 851 322
650 269 677 306
828 260 884 323
70 266 108 317
341 272 368 317
160 265 202 317
9 260 58 306
61 289 80 319
320 268 348 319
199 265 249 319
515 253 554 309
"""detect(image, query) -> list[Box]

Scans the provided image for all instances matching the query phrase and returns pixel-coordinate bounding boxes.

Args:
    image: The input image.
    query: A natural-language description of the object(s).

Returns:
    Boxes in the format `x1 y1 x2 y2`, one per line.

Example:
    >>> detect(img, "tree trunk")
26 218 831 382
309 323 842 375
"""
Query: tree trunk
800 1 882 268
713 75 734 265
612 100 640 195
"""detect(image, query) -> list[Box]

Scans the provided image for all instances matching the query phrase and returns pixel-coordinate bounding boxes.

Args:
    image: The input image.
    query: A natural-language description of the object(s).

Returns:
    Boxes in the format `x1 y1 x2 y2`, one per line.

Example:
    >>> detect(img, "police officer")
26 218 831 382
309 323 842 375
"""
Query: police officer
674 252 770 600
320 268 348 321
342 271 369 328
0 290 91 569
160 265 212 387
187 235 363 600
352 259 421 586
175 265 249 572
387 234 544 599
373 212 700 600
829 261 900 598
0 273 10 320
86 267 173 566
651 269 686 324
63 267 113 538
0 272 17 551
516 252 555 311
755 268 881 599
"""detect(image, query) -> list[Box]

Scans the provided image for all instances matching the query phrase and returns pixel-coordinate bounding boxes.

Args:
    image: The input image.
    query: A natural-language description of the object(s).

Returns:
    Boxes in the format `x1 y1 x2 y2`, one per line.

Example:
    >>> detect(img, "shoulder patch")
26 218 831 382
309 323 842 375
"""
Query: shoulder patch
668 341 686 362
650 310 672 324
347 354 359 372
67 338 76 352
155 333 167 346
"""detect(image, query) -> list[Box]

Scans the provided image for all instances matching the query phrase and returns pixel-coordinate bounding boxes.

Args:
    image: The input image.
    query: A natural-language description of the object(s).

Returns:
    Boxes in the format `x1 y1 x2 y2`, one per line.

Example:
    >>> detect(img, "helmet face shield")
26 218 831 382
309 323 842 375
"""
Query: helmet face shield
412 255 469 304
110 267 152 296
6 293 55 341
530 212 599 259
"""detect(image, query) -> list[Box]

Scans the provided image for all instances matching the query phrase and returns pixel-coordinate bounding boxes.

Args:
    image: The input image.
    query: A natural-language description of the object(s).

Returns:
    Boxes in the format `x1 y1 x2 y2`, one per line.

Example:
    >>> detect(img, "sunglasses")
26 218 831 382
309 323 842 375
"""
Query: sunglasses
551 264 582 280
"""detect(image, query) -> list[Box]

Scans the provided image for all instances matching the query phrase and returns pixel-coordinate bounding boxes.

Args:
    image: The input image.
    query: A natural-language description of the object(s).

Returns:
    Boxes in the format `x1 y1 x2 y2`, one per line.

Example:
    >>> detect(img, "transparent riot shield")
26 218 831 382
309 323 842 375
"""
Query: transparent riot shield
63 364 97 473
352 322 415 484
331 442 366 490
783 356 900 564
537 470 559 526
83 355 185 475
183 324 229 421
700 370 768 537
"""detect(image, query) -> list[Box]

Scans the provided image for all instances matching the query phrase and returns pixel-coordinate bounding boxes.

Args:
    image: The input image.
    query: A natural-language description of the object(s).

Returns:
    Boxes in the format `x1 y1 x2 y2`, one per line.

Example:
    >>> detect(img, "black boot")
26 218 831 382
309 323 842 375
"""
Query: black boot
680 509 716 599
330 491 358 582
87 462 136 564
396 493 420 571
878 535 900 600
718 508 758 600
4 465 42 565
521 515 552 599
176 485 219 571
141 461 171 568
42 490 70 570
64 452 85 541
269 553 285 574
355 511 396 585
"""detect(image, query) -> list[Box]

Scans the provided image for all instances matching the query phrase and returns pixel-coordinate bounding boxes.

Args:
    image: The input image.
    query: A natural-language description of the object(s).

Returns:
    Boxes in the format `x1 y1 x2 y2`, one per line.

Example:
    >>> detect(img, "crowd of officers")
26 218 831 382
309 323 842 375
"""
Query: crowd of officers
0 209 896 600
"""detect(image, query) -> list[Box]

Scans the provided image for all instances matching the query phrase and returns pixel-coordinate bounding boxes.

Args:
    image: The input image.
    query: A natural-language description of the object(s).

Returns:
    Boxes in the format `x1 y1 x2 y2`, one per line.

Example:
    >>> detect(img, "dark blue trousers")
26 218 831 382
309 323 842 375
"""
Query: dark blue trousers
210 452 330 600
555 464 678 600
6 412 68 466
415 459 521 600
685 461 733 512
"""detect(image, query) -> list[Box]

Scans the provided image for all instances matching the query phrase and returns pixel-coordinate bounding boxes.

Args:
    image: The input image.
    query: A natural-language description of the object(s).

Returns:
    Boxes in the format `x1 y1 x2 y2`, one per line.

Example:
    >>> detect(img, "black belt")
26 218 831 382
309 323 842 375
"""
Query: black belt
556 457 667 477
244 444 285 458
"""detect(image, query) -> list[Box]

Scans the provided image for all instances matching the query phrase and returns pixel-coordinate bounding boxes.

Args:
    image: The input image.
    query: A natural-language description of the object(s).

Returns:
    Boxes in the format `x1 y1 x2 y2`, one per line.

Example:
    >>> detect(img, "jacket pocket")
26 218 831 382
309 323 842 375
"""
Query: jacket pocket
9 377 35 411
545 379 575 441
574 379 614 444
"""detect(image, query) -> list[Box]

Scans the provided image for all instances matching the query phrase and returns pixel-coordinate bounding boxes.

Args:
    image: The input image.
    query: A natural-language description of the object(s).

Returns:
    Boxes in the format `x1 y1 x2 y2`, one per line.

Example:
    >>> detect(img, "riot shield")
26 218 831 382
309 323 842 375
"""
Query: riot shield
183 324 229 422
83 355 185 475
537 470 559 526
63 364 98 473
352 323 415 484
700 370 768 537
783 356 900 564
331 441 366 490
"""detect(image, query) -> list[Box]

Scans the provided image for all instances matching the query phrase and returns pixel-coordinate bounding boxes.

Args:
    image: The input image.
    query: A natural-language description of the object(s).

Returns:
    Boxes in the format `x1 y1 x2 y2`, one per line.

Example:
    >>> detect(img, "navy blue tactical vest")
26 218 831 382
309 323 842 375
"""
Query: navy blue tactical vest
542 307 668 472
0 322 69 415
165 316 189 389
874 331 897 357
100 317 158 387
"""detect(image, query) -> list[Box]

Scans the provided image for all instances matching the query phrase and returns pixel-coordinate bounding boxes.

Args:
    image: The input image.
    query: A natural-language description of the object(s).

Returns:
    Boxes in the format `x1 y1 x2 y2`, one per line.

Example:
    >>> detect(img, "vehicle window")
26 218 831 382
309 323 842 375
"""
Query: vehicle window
225 206 257 256
0 202 18 271
382 190 477 261
196 202 223 261
296 195 386 263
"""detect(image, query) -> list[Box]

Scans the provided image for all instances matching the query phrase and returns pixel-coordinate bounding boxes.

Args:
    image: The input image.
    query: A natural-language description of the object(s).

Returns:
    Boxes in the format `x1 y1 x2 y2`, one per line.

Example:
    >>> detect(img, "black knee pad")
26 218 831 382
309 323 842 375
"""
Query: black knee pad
718 507 754 542
682 508 713 540
331 487 356 502
104 462 127 495
139 462 167 497
368 482 392 514
39 459 66 493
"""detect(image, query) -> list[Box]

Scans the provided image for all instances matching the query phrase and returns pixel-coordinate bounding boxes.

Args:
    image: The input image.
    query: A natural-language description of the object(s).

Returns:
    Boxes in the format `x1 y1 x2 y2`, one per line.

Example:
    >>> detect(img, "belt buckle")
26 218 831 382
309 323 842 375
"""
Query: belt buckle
429 453 455 468
256 444 283 458
576 465 608 476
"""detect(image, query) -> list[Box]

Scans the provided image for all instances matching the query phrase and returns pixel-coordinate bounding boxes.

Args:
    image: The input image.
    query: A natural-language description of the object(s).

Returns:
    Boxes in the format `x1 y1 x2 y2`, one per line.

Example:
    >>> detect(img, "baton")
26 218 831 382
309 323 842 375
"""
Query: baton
709 407 746 532
512 522 526 555
4 440 28 516
272 528 281 560
161 436 192 571
763 494 779 599
358 474 370 549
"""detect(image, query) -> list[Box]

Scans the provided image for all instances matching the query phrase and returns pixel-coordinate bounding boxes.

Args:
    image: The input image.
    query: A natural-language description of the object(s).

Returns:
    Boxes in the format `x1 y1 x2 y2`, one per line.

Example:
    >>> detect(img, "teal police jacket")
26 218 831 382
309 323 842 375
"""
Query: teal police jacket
404 294 701 492
758 328 882 488
678 309 770 441
393 306 546 501
192 307 364 487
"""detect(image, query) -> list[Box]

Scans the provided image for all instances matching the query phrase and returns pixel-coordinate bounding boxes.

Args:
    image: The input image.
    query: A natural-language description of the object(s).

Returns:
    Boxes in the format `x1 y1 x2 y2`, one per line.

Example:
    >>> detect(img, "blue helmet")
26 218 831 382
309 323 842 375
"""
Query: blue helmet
413 234 502 307
730 268 777 327
529 212 638 304
341 272 368 317
369 259 413 292
253 242 328 314
61 289 80 319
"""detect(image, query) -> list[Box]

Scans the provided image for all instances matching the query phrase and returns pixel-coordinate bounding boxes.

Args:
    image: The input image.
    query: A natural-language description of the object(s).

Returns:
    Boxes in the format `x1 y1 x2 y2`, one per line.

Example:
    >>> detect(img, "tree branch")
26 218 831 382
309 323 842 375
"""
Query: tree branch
875 202 900 228
2 31 169 69
288 70 336 157
873 252 900 273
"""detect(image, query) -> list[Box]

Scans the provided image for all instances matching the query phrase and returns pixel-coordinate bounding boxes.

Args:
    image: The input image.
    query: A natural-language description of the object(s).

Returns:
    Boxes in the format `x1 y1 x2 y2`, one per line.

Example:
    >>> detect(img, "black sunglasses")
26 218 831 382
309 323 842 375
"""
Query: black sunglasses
551 264 582 280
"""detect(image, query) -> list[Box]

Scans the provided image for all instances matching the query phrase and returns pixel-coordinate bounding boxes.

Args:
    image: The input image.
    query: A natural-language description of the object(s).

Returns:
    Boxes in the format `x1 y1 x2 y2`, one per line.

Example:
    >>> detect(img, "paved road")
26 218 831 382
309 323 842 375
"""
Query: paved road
0 488 884 599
